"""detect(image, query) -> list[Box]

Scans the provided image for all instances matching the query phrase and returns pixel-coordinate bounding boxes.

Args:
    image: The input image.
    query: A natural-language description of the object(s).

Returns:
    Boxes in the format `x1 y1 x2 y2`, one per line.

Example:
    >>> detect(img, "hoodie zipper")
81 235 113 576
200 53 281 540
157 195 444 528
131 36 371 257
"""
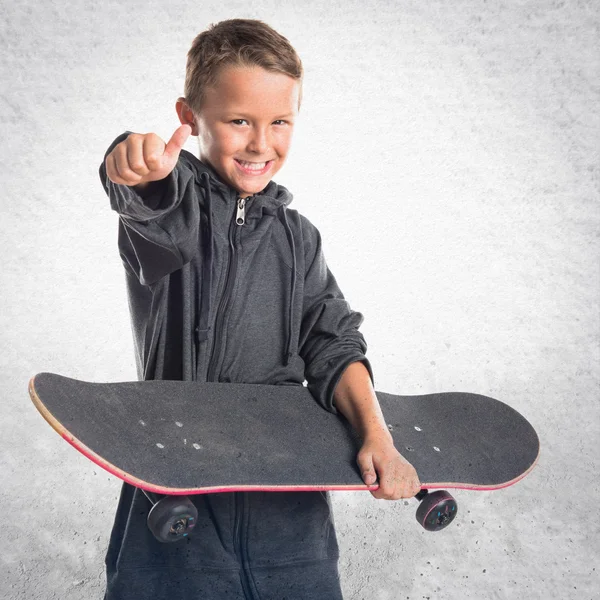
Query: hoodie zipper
236 196 246 225
205 194 255 598
206 195 247 382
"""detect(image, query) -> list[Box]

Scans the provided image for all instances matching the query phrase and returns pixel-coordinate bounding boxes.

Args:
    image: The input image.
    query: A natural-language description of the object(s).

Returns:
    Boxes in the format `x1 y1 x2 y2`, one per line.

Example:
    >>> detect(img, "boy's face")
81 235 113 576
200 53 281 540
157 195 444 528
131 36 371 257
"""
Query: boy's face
176 65 300 199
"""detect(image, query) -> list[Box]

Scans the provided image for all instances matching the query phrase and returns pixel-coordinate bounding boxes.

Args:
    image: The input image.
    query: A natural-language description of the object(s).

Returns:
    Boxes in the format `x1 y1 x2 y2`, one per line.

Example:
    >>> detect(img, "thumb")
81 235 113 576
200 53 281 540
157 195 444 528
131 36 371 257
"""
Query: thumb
164 124 192 160
358 454 377 486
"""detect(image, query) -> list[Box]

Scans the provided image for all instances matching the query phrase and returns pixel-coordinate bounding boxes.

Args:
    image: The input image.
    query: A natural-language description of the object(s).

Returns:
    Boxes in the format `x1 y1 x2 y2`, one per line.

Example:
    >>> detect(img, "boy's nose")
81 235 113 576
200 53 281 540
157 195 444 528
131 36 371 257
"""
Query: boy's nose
247 129 270 154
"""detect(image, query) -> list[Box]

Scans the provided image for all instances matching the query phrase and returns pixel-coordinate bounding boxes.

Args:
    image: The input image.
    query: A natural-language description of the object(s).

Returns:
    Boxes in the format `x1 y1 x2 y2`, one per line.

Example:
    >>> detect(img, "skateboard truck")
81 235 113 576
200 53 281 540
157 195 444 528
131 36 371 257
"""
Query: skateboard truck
414 489 457 531
142 487 458 542
143 491 198 543
141 488 458 542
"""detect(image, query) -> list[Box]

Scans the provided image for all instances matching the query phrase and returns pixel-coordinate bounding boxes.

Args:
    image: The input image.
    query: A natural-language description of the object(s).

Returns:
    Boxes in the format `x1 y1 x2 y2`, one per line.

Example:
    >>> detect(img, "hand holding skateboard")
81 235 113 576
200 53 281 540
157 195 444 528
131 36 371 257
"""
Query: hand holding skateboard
105 124 192 188
358 435 421 500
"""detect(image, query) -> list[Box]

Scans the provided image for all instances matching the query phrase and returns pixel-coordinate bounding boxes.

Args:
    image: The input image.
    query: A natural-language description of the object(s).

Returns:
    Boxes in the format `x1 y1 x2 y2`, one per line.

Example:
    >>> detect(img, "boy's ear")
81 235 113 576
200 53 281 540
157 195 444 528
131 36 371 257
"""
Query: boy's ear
175 97 199 136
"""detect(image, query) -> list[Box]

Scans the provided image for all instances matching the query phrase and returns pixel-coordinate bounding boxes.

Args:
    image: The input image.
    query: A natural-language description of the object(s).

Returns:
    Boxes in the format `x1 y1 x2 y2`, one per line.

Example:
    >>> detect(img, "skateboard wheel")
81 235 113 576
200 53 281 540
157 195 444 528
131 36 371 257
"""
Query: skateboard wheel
147 496 198 543
415 490 457 532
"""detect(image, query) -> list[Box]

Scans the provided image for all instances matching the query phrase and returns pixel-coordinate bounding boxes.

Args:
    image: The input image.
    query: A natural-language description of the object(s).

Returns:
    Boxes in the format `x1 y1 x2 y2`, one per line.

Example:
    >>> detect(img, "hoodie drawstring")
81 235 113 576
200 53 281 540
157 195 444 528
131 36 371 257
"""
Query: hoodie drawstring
278 205 297 367
196 172 214 343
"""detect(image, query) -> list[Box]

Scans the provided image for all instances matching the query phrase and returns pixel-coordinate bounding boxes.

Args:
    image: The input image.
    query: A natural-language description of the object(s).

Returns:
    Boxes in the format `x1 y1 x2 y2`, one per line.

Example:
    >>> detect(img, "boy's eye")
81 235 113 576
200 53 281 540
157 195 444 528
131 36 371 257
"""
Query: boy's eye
231 119 287 126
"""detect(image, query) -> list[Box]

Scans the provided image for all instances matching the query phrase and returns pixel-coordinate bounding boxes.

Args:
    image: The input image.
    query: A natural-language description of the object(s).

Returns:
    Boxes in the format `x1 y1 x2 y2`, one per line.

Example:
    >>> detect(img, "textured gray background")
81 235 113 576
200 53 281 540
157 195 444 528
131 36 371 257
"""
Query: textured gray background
1 1 598 598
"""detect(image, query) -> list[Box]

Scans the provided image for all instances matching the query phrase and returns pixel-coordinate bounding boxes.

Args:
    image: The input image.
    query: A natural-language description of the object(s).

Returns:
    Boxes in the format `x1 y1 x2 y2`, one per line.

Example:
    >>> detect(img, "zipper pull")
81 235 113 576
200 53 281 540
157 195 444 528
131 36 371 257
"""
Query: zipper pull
236 197 246 225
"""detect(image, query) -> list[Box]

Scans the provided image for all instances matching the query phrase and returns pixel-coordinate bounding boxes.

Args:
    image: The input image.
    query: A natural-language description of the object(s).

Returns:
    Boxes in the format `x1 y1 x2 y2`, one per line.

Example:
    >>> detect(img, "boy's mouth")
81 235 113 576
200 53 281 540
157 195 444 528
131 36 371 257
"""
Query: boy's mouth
234 158 273 175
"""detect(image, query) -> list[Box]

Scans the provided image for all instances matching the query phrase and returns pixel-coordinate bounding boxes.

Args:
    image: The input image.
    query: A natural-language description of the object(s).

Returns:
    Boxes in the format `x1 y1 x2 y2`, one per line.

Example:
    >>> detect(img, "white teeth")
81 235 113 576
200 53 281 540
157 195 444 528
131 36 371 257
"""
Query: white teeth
238 160 267 170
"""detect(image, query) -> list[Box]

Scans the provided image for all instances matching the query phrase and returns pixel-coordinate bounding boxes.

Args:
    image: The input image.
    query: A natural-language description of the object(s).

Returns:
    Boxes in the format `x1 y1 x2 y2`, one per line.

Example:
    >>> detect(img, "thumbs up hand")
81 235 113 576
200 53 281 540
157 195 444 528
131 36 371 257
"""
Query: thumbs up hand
105 124 192 187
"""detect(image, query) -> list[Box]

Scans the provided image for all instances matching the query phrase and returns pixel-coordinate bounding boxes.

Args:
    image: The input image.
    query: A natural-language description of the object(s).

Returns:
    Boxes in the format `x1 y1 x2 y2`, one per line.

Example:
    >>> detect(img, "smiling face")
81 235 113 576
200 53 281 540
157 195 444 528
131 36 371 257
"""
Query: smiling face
176 65 300 199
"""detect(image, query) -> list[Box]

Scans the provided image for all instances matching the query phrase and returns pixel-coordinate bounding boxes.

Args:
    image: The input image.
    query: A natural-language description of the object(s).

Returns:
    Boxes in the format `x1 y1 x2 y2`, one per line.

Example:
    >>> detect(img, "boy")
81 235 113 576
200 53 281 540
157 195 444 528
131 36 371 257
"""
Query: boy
99 18 419 599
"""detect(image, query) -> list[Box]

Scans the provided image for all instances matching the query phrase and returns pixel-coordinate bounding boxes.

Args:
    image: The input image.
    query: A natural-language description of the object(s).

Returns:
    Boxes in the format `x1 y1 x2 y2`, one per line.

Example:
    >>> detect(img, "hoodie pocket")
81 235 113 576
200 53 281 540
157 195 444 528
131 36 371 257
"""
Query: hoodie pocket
245 490 340 568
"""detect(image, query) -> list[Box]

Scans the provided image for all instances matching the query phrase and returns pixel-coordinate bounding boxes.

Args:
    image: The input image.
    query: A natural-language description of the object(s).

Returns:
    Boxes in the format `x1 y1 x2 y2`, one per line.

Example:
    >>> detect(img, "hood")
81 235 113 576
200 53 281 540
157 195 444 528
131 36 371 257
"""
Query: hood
181 149 298 370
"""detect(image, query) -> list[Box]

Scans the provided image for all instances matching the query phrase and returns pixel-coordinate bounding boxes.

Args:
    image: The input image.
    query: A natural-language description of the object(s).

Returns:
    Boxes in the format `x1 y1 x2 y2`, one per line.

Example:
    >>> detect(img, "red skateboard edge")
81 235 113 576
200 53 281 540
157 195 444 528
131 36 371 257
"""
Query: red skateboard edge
28 376 540 496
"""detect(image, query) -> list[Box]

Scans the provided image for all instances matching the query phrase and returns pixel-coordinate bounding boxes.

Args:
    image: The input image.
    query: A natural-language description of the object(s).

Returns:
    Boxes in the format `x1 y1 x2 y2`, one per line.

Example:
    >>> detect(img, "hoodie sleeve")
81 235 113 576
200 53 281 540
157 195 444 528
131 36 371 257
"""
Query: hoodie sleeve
298 218 375 414
98 131 202 286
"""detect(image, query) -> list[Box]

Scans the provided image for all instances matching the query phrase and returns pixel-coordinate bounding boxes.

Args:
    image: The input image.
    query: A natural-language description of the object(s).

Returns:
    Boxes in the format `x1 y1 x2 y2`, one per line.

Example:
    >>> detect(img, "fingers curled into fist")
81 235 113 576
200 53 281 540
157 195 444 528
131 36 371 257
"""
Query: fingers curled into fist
105 124 192 187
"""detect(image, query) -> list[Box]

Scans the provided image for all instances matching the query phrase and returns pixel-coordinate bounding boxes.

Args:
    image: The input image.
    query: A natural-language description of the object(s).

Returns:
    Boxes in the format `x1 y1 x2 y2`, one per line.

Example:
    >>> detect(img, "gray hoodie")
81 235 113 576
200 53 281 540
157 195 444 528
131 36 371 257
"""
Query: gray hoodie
98 131 374 599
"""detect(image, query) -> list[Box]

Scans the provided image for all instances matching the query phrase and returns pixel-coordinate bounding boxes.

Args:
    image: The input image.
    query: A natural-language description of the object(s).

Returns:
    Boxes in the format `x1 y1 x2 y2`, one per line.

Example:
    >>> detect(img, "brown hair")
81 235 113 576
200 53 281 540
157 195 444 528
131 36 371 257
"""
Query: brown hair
184 19 304 116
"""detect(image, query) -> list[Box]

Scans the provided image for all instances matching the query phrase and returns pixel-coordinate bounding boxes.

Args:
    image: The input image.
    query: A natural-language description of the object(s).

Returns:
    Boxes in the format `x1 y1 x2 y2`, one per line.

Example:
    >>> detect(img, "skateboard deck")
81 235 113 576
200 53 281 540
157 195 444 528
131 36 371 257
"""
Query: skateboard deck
28 372 539 537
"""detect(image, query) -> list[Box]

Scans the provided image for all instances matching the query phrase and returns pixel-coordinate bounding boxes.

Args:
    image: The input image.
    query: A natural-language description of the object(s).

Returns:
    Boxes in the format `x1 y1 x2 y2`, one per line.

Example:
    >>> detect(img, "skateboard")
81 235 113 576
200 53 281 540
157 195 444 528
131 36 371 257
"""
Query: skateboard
28 372 539 542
